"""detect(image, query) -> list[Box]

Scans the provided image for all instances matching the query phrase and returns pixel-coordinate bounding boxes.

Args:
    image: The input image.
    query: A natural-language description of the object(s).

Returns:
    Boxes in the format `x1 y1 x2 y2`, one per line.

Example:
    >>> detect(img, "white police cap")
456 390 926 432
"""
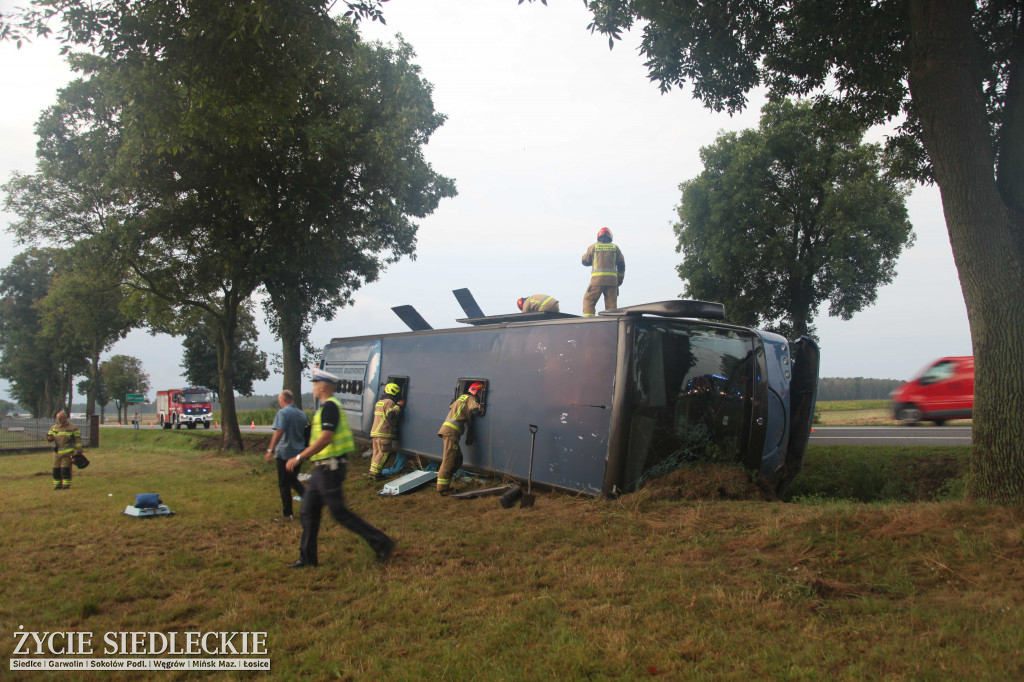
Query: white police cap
311 367 340 383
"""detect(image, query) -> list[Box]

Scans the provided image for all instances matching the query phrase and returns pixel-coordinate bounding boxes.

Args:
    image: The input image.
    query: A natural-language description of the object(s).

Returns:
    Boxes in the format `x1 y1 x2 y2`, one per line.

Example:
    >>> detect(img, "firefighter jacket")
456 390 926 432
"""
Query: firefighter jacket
582 242 625 286
309 397 355 461
521 294 560 313
438 394 482 438
371 397 402 439
48 422 81 455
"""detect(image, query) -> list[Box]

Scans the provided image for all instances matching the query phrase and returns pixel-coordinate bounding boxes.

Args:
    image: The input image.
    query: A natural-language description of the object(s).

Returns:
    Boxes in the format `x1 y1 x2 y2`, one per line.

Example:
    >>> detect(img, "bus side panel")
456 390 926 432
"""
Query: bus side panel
322 339 382 437
379 321 619 493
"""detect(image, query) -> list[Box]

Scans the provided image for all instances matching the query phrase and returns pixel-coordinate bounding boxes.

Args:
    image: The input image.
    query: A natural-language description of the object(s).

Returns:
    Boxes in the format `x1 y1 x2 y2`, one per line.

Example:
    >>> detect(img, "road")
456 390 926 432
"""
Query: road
809 425 971 446
103 423 275 434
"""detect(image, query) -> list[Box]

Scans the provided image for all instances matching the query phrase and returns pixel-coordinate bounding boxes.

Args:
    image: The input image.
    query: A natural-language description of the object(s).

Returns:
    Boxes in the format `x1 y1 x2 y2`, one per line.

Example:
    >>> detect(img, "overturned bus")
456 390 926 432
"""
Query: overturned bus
320 295 819 497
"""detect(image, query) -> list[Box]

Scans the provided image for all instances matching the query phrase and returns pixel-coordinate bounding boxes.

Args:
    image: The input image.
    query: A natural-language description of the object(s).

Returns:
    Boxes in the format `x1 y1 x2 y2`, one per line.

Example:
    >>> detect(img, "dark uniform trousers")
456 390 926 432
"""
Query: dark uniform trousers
275 457 305 517
299 459 392 566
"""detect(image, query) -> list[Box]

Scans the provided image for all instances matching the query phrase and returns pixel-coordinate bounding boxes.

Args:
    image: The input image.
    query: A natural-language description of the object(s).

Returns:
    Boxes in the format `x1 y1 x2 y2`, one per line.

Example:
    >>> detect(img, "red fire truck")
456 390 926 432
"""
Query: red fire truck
156 387 214 429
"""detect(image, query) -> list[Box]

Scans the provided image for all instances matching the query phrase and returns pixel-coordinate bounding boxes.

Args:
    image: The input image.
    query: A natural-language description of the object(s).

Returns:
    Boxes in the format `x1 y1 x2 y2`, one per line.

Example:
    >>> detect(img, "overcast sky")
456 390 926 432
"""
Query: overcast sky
0 0 972 404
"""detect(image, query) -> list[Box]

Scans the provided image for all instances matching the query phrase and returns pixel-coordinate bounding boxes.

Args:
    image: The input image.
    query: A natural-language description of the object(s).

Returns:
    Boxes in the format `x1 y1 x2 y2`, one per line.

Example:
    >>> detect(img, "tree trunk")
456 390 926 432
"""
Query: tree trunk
908 0 1024 502
216 292 243 451
271 289 306 410
86 351 99 417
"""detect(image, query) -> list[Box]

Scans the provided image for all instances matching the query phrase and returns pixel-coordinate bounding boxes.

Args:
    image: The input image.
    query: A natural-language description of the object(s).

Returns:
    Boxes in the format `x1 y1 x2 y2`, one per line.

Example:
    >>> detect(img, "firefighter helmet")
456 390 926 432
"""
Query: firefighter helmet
467 382 484 396
517 297 526 311
384 382 401 396
597 227 613 242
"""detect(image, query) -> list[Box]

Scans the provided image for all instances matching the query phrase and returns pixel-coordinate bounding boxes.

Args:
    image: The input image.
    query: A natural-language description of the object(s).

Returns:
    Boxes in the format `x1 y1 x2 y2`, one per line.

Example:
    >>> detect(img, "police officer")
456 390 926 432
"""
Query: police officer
581 227 625 316
285 367 395 567
47 411 82 491
436 382 484 496
516 294 560 313
368 382 405 482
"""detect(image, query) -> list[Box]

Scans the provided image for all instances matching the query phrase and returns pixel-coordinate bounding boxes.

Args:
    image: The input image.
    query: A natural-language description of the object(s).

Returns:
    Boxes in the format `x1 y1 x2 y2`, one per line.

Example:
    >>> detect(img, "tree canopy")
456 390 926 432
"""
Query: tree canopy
182 306 269 398
100 354 149 424
3 0 454 449
0 248 85 417
676 99 914 339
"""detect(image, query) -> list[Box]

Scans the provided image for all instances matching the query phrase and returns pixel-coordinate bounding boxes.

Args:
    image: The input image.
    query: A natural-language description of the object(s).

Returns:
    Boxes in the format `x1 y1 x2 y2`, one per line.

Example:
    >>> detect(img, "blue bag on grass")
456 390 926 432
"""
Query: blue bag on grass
134 493 162 509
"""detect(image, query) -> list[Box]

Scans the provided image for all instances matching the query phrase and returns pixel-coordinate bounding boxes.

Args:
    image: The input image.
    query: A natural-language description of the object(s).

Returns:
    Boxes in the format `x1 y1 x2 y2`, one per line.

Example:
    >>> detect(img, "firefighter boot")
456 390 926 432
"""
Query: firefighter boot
53 468 62 491
61 466 72 490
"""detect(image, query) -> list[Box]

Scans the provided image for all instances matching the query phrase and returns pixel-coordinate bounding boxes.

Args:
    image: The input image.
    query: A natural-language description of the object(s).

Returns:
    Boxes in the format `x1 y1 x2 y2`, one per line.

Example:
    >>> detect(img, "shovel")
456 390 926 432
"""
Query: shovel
520 424 538 508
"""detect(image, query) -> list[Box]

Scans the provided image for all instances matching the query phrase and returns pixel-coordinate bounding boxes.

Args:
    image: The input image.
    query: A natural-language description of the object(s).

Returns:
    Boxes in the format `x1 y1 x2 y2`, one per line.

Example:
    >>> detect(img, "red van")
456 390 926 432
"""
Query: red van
890 356 974 425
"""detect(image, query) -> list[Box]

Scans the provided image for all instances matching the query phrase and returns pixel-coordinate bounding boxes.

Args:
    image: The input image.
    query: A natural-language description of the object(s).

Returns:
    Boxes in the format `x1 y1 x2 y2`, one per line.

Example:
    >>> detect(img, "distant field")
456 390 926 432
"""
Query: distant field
816 399 972 426
816 399 890 411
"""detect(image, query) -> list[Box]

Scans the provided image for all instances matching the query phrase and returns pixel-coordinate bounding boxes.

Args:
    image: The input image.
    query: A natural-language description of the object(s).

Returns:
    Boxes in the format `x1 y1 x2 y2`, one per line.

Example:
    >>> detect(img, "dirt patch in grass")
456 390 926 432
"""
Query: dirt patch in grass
191 432 272 453
639 463 774 501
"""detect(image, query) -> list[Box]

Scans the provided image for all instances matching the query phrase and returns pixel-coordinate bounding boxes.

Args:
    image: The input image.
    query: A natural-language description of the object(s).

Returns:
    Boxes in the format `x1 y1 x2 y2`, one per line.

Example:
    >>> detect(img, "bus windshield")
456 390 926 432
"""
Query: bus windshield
624 320 757 491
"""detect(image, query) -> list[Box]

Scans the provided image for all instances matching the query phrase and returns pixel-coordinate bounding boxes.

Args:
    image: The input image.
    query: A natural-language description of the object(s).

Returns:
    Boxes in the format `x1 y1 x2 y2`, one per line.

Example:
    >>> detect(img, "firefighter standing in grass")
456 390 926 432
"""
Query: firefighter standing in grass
516 294 560 313
47 411 82 491
436 382 484 496
368 383 405 482
581 227 625 316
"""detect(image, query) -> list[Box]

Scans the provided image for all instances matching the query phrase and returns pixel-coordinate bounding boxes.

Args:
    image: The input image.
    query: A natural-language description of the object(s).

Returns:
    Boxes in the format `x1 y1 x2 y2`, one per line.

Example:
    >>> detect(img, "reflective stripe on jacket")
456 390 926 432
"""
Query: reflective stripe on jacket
582 242 625 286
371 398 402 438
310 397 355 461
48 424 81 454
438 394 481 437
522 294 559 313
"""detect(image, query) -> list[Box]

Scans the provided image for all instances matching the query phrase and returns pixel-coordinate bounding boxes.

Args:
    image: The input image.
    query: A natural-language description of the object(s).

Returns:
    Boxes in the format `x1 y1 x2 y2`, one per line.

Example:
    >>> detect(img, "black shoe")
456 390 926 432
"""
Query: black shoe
287 558 315 568
375 539 396 564
367 473 383 482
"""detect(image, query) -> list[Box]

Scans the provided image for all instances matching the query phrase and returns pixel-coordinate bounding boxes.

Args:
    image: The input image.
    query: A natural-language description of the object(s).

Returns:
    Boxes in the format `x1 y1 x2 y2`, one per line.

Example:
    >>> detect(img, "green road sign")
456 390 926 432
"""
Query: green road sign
126 394 146 403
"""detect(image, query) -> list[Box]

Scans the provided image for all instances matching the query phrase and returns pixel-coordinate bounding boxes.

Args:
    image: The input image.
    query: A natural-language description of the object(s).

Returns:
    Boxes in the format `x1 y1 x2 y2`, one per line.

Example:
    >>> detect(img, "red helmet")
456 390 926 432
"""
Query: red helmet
516 297 525 310
597 227 613 241
467 382 484 396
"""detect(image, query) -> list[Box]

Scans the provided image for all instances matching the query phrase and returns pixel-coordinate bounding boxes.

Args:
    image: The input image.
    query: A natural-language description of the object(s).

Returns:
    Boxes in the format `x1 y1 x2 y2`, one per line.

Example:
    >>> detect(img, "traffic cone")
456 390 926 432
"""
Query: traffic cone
251 421 255 430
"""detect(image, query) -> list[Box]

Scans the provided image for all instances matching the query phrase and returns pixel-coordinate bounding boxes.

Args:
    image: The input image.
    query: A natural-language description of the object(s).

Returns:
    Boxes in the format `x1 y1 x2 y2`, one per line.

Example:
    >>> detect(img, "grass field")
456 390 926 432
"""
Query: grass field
2 428 1021 680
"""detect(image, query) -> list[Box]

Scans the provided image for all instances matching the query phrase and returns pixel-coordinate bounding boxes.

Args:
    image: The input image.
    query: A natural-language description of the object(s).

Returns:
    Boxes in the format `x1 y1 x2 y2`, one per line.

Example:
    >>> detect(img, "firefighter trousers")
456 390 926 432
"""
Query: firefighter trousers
438 434 463 492
369 438 394 476
583 282 618 316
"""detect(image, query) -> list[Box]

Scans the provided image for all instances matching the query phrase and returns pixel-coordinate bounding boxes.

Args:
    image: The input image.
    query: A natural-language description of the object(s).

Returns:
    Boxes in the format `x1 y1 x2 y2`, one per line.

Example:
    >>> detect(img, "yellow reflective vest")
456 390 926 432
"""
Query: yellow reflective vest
309 397 355 461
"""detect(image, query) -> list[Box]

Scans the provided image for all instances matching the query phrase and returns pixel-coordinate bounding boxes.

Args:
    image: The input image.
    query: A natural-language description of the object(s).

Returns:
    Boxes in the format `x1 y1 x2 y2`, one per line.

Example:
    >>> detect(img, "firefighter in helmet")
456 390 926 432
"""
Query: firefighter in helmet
581 227 625 316
516 294 560 313
369 382 405 481
46 411 82 490
436 381 484 496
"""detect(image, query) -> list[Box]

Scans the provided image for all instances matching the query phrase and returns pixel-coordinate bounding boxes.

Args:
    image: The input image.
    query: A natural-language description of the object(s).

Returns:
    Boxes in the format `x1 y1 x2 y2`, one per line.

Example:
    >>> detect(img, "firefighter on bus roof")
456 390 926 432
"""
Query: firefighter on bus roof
368 382 405 482
517 294 560 313
581 227 625 317
436 382 484 496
